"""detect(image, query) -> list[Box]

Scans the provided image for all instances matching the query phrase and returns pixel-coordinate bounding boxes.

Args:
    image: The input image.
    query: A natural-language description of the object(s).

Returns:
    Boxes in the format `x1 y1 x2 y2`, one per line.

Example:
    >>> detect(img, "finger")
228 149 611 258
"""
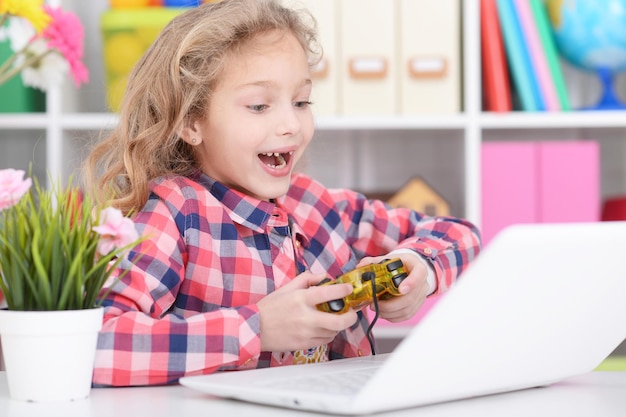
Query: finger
314 309 358 332
355 256 380 268
398 273 419 295
376 288 428 321
384 282 427 310
307 282 353 306
303 272 331 288
375 299 416 322
280 272 327 291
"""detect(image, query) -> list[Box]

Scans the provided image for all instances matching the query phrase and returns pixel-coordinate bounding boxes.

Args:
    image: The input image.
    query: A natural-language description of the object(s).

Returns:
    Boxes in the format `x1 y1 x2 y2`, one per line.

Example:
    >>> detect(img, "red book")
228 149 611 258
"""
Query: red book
481 0 512 112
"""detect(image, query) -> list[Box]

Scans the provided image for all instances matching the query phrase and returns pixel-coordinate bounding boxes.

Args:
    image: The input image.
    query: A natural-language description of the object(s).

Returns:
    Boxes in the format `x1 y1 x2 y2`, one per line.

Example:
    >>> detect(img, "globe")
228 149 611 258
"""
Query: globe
547 0 626 110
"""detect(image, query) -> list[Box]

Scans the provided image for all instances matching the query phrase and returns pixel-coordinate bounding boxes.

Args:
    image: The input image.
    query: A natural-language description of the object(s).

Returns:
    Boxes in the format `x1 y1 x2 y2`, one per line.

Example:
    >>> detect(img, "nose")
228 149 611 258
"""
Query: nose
277 104 302 137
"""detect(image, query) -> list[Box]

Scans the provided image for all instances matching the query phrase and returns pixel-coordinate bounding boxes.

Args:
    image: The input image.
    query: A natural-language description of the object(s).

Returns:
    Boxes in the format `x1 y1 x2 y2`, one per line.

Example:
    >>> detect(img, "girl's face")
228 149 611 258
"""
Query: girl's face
189 30 314 201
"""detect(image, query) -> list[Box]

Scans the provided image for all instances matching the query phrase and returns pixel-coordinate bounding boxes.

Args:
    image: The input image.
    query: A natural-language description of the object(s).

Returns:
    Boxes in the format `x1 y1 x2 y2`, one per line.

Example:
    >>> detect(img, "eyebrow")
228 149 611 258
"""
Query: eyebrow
238 78 312 90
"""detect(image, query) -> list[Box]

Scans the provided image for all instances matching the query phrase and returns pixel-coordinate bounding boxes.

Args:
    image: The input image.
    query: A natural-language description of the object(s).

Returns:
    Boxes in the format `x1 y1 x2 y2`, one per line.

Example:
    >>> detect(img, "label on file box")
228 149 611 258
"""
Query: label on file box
349 57 388 79
409 56 447 78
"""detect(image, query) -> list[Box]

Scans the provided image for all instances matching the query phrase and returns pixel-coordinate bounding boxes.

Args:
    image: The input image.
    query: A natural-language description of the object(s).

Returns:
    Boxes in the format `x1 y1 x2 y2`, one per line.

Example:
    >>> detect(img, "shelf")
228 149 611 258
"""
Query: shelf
60 113 119 130
0 113 118 131
480 111 626 129
315 114 469 130
1 113 467 132
0 114 48 130
5 111 625 133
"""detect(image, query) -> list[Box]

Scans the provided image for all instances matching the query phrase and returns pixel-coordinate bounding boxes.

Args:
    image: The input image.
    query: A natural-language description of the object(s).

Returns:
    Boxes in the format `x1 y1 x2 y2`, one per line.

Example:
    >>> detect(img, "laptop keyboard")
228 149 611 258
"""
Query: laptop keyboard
263 366 380 395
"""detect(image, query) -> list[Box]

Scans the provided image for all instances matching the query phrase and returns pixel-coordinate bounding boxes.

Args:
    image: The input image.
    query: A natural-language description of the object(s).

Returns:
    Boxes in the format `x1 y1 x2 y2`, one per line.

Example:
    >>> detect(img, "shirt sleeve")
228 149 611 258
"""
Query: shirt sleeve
330 188 482 295
92 190 262 387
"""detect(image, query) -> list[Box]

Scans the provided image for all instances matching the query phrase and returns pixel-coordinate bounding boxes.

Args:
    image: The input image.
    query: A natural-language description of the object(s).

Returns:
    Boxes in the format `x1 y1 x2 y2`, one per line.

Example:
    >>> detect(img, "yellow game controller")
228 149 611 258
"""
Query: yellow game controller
316 258 408 314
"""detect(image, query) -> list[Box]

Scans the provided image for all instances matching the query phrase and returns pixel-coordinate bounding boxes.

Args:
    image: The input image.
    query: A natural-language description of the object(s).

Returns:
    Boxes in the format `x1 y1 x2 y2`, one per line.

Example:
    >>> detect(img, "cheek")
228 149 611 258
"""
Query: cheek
299 124 315 155
301 116 315 144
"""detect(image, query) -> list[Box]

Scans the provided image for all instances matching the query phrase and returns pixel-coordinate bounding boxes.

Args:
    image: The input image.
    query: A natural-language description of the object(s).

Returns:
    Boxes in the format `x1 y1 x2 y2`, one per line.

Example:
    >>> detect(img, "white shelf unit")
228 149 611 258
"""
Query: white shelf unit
2 1 626 340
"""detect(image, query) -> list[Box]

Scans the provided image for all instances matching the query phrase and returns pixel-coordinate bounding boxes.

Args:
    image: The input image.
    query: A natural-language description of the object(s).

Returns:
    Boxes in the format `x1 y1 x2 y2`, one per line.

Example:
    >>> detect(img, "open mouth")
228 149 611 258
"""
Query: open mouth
258 151 294 169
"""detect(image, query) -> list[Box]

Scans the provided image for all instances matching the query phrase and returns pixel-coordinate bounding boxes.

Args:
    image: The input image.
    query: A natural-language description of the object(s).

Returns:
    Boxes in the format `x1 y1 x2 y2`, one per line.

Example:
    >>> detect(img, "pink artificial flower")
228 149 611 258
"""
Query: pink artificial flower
93 207 139 256
0 169 32 211
40 6 88 87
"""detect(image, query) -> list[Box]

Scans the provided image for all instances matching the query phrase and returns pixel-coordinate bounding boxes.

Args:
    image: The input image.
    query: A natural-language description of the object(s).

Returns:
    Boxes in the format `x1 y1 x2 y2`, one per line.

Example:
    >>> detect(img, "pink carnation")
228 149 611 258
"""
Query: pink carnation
93 207 139 256
0 169 32 211
40 6 89 87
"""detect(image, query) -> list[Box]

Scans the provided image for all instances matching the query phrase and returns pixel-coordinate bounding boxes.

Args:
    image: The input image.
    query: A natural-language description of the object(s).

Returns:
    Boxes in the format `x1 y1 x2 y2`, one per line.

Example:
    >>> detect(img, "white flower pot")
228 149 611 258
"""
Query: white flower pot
0 307 103 402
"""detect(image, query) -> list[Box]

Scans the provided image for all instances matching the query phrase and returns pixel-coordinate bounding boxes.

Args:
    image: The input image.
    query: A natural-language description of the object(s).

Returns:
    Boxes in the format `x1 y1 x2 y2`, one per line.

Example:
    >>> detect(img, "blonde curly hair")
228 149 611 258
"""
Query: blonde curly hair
82 0 321 214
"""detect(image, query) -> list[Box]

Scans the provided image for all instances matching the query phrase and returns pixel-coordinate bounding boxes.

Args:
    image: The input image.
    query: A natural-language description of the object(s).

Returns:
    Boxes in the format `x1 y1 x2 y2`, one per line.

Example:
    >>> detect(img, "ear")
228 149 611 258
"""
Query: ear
178 120 203 146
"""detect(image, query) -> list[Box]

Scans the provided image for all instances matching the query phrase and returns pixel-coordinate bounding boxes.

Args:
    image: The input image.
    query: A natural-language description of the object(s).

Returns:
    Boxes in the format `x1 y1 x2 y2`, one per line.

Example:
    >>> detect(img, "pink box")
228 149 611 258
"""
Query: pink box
539 141 600 222
481 142 538 245
481 140 599 245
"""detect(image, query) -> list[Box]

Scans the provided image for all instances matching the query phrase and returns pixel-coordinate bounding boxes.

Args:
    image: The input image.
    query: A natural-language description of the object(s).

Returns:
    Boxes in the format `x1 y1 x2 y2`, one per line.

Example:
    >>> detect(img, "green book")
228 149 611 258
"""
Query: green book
529 0 571 111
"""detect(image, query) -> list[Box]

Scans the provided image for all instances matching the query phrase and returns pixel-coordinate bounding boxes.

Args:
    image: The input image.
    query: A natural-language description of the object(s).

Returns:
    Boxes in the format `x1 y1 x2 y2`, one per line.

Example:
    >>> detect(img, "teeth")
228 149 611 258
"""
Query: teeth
260 151 293 169
261 151 294 156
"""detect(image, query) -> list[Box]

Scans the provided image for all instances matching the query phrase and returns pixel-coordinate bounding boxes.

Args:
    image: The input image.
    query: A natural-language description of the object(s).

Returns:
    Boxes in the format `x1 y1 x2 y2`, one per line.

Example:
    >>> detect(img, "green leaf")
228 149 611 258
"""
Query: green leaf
0 171 145 311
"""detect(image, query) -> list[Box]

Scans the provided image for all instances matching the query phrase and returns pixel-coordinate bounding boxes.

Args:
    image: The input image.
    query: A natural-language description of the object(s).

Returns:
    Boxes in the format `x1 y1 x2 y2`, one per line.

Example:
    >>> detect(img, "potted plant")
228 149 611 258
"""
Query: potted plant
0 169 143 402
0 2 112 403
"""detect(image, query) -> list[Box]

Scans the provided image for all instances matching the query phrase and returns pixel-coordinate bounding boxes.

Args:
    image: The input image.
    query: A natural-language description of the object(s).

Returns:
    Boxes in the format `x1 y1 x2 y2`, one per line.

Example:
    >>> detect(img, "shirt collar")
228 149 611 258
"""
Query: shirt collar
193 172 310 249
195 172 277 233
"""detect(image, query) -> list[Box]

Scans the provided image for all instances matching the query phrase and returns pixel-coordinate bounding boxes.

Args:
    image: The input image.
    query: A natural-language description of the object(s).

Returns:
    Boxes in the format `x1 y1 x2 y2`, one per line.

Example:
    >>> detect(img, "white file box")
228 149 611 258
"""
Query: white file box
398 0 461 114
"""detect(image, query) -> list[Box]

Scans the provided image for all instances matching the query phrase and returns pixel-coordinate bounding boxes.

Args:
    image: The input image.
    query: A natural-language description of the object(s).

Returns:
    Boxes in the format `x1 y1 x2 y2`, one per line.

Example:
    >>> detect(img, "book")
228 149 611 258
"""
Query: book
514 0 560 111
496 0 544 111
480 0 512 112
529 0 571 111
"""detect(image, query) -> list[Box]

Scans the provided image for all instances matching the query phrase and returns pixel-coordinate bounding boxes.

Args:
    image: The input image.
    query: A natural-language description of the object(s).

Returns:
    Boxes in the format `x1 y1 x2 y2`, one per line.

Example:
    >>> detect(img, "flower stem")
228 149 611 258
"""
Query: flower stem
0 49 52 87
0 53 20 84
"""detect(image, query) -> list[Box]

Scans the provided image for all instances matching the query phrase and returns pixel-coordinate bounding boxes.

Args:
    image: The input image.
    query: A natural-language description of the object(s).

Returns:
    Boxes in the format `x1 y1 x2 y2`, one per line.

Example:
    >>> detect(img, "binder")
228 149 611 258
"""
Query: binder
514 0 560 111
496 0 543 111
480 0 512 112
529 0 571 111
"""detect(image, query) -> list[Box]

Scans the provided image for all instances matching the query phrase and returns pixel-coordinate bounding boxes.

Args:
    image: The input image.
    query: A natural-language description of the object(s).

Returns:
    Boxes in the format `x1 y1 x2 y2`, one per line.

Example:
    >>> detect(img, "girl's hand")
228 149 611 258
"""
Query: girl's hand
257 271 358 352
356 254 429 323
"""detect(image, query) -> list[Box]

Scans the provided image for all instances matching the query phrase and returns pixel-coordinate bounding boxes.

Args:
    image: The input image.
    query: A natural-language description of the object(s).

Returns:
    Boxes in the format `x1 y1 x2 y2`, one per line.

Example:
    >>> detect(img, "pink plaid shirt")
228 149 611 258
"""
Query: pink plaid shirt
92 171 481 386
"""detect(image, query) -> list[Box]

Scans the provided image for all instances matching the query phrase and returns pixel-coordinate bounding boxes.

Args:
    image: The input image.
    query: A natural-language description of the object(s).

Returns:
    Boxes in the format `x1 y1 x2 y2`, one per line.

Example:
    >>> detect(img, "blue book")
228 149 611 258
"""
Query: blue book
496 0 544 111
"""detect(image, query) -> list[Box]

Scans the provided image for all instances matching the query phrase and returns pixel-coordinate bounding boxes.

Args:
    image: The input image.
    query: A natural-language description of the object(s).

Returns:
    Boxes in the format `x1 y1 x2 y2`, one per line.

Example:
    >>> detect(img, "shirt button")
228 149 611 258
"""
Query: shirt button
357 350 363 357
244 358 253 366
423 248 433 255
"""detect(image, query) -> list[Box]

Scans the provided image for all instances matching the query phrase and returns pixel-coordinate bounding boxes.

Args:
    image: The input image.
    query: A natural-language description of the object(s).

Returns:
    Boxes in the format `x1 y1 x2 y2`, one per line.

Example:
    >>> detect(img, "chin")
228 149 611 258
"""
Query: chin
256 182 291 201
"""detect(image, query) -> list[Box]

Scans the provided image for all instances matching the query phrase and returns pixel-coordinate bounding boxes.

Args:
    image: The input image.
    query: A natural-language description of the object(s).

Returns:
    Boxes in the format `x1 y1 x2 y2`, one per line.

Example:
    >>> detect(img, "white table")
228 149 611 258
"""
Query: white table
1 371 626 417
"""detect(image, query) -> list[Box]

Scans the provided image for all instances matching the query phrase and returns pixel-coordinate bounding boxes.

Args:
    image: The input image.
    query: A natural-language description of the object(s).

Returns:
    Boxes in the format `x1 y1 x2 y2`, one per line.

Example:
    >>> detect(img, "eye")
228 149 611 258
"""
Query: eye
248 104 268 113
294 101 312 109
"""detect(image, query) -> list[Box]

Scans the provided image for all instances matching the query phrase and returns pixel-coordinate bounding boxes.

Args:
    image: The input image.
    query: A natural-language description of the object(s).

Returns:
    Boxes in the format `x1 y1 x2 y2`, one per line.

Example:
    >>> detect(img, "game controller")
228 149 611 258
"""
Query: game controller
316 258 408 314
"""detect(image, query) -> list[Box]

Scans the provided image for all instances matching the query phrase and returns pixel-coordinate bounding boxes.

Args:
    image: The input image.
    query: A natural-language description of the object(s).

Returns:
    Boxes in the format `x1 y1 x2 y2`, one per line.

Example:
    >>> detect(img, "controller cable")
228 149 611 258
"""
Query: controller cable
366 273 379 355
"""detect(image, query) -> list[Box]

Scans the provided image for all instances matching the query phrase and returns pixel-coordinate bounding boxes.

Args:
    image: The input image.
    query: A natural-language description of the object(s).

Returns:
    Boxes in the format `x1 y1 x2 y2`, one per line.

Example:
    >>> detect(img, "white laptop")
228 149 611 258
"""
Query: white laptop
180 222 626 415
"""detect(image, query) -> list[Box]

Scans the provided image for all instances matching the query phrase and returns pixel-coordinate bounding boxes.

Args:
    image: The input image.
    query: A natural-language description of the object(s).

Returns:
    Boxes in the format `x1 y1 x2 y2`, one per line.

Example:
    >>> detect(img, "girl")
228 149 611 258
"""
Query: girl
82 0 481 387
